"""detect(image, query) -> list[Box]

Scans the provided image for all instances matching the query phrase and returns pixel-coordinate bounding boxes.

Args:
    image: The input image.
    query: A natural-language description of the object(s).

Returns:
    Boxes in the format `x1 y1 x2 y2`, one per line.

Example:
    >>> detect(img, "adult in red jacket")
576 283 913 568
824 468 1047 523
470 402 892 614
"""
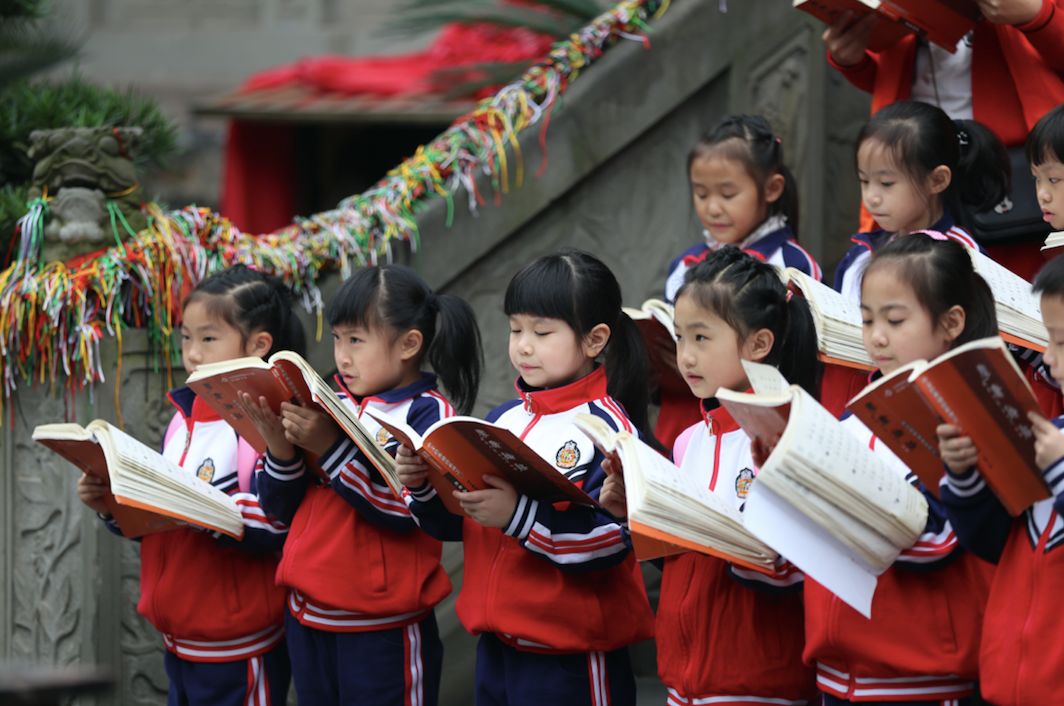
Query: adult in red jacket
824 0 1064 279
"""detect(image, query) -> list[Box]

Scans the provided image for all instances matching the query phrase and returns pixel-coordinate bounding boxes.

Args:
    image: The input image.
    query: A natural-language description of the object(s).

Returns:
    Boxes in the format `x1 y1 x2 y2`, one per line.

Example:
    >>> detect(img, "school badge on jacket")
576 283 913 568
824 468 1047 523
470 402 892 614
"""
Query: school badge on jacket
555 440 581 469
375 426 392 446
196 458 215 483
735 467 754 499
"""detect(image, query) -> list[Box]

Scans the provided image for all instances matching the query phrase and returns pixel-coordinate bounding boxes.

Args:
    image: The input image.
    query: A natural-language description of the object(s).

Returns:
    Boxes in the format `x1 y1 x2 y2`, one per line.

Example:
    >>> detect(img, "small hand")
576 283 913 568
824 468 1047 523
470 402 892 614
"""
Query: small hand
975 0 1040 25
1028 411 1064 472
279 402 342 456
76 473 111 514
599 471 628 519
396 444 430 488
937 424 979 475
455 475 518 528
237 392 295 459
823 11 879 66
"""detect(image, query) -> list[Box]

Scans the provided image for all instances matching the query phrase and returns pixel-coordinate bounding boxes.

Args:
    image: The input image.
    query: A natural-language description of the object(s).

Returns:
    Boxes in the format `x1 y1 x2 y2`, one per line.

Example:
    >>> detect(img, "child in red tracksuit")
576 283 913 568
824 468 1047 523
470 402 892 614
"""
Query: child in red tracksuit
807 234 997 705
603 246 818 706
246 264 482 706
397 249 656 706
77 265 306 705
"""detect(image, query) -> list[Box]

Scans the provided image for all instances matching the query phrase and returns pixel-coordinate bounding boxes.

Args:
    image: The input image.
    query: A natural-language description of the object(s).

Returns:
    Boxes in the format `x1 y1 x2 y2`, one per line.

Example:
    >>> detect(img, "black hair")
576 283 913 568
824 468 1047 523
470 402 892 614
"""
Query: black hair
856 101 1009 223
675 246 821 397
688 114 800 235
1033 252 1064 299
184 264 306 358
864 235 998 346
504 249 652 436
1026 103 1064 167
327 265 482 415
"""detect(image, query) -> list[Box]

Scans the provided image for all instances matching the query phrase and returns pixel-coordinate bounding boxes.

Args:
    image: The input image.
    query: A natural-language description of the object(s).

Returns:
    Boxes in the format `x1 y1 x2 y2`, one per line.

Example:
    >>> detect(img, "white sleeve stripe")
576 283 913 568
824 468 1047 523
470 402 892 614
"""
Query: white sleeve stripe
944 473 986 498
407 484 438 503
321 437 358 471
263 462 305 481
339 467 409 514
504 495 530 536
243 518 287 534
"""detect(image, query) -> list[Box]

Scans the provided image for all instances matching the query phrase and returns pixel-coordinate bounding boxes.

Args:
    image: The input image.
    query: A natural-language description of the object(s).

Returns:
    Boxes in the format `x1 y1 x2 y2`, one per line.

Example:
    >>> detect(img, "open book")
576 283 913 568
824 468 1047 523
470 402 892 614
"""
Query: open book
794 0 978 52
717 360 929 617
781 267 875 370
186 352 401 491
1041 231 1064 251
364 407 596 517
573 413 780 572
33 420 244 539
848 336 1048 515
623 299 687 396
969 249 1049 351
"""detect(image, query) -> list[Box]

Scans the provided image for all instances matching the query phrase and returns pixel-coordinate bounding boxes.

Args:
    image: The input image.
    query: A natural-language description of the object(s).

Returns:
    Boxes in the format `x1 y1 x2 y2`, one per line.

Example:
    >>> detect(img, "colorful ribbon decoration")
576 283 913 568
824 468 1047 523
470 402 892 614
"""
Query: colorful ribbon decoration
0 0 667 418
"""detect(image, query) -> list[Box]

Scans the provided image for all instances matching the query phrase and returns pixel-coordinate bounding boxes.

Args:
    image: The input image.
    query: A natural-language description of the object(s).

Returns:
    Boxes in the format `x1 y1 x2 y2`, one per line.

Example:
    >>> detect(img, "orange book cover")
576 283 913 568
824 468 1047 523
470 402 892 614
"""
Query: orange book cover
911 338 1049 515
628 519 775 572
847 365 946 495
366 410 596 517
38 437 182 538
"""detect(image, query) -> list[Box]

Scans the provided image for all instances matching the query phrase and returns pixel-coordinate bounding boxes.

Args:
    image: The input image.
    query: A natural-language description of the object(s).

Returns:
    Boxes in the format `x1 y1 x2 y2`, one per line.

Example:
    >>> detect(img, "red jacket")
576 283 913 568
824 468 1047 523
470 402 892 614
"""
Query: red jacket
829 0 1064 148
656 408 814 704
406 368 656 653
137 390 288 662
258 375 453 632
803 416 995 702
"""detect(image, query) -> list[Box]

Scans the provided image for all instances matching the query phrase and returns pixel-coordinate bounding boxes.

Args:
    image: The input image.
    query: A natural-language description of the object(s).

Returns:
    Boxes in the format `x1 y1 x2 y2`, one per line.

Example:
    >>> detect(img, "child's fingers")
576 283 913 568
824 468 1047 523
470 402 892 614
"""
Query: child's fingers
936 424 962 439
481 475 514 492
1028 411 1059 436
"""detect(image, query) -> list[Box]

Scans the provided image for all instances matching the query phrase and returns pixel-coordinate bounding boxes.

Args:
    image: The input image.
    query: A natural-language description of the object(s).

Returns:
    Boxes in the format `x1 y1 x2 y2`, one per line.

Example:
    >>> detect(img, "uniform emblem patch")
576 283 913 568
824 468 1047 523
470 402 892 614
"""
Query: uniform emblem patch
375 426 392 446
735 467 754 499
196 458 216 483
555 440 581 469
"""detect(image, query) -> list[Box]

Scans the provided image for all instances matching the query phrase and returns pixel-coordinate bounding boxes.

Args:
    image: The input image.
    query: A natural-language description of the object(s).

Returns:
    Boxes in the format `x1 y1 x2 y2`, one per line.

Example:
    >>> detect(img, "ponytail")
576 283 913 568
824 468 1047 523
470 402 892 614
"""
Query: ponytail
953 118 1009 214
327 265 482 414
427 294 482 415
676 246 822 398
604 312 652 436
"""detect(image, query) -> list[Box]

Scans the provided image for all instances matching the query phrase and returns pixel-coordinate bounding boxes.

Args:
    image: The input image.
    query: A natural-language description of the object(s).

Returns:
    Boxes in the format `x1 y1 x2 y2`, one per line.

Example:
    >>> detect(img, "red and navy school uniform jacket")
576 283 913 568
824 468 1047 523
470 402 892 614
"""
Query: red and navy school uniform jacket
939 415 1064 706
804 415 994 702
256 372 452 633
664 216 822 303
657 403 814 705
832 211 978 301
404 366 655 654
135 387 289 663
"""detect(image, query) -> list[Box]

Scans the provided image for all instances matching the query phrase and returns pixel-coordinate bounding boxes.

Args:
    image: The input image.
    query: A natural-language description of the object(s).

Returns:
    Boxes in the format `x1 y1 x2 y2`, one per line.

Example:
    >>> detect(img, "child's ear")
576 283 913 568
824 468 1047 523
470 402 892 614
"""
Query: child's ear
582 323 612 359
940 304 966 343
743 328 776 363
246 331 274 358
763 172 786 205
928 165 952 196
397 328 425 362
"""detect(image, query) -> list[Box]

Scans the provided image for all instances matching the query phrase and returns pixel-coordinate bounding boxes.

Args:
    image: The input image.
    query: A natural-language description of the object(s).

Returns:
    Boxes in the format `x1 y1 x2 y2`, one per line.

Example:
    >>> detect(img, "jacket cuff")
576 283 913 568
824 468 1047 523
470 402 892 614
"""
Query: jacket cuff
503 495 538 540
942 466 986 499
1017 0 1055 32
1044 455 1064 497
264 450 304 481
406 482 437 503
319 436 357 479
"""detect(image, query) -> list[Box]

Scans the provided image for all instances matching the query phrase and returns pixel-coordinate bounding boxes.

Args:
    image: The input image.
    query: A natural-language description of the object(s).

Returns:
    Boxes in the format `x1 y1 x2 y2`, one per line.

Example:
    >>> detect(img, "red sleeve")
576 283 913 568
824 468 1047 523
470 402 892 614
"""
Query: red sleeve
826 49 879 94
1015 0 1064 71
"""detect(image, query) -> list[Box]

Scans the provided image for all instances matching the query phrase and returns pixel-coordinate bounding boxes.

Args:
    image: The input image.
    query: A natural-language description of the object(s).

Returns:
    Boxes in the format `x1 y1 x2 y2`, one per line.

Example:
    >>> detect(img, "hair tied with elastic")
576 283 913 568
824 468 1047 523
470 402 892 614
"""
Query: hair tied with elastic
911 229 950 242
957 129 970 147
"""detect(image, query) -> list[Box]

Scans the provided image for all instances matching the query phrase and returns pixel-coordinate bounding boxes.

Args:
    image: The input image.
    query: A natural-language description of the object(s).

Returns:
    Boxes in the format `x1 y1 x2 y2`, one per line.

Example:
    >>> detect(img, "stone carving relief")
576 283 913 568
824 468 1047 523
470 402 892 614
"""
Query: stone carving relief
747 31 811 178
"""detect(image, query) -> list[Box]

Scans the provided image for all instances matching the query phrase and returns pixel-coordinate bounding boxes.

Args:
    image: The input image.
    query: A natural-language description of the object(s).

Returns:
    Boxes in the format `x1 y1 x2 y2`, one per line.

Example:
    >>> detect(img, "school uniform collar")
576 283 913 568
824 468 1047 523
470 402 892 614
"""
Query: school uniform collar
702 396 741 434
167 386 223 422
333 371 439 406
703 214 789 253
857 209 960 252
515 366 608 415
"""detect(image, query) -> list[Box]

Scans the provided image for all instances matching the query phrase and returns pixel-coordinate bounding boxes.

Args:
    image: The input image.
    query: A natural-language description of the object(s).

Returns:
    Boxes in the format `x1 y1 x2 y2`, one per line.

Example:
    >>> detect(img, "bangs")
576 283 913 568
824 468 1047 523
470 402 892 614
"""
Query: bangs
185 290 241 333
327 267 384 329
1026 110 1064 167
678 280 746 338
504 257 580 330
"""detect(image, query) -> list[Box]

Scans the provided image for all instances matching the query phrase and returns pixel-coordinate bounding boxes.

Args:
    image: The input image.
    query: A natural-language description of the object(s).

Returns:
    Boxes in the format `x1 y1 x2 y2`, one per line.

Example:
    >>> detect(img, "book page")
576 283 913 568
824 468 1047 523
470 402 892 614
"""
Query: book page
744 483 878 617
786 267 864 326
741 360 790 397
970 250 1048 348
716 388 792 454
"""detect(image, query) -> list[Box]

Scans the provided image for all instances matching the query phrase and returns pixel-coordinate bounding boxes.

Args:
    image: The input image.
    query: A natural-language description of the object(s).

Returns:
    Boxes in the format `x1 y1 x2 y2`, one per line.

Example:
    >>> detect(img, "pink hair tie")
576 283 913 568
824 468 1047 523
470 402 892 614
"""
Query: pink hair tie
910 229 950 241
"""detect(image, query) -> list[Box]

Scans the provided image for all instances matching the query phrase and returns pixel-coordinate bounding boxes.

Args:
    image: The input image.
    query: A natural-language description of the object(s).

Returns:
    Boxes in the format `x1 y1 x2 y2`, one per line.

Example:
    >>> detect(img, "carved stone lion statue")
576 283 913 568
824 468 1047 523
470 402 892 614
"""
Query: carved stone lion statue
27 126 147 262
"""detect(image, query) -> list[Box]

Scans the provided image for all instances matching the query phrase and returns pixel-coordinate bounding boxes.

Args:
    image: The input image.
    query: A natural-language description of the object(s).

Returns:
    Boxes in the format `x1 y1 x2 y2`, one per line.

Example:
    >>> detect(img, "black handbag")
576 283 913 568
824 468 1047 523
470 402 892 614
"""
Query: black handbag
965 147 1051 244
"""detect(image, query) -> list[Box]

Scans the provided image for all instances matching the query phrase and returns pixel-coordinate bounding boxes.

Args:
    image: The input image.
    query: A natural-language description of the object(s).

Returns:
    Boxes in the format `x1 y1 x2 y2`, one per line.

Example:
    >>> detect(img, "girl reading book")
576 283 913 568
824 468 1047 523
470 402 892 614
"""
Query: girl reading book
835 100 1008 301
396 249 655 706
76 265 305 705
602 246 819 706
806 234 996 705
244 264 481 706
